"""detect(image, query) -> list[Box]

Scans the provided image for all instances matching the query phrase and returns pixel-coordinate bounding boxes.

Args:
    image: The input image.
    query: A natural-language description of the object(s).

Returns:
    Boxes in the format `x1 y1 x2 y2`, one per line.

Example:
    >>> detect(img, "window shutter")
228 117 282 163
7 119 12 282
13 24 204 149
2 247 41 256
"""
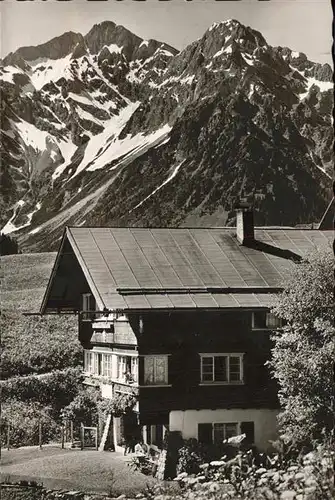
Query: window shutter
198 423 213 444
241 421 255 445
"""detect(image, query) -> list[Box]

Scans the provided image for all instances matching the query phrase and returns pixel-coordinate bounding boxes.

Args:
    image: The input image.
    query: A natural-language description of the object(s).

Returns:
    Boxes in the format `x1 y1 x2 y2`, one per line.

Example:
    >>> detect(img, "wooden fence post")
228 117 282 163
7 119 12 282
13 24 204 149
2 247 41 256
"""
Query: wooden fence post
96 423 99 451
6 423 10 451
64 419 68 442
70 420 74 444
38 420 42 449
80 424 84 450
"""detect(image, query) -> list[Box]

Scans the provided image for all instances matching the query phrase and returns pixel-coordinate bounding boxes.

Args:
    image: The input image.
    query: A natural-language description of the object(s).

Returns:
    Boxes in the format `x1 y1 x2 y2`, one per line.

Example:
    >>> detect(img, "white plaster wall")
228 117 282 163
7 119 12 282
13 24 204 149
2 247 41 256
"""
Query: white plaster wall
169 409 279 452
101 384 114 399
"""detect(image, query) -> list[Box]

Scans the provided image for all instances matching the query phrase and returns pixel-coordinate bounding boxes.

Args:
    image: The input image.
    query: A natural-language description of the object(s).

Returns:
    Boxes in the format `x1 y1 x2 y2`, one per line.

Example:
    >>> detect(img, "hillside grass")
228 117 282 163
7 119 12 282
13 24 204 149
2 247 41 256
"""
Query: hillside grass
0 253 81 378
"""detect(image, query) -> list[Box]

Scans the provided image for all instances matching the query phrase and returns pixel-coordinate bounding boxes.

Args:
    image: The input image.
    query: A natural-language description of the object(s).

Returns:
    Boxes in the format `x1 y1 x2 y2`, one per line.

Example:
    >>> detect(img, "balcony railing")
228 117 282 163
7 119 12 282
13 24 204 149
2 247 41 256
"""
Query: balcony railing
90 332 115 344
83 372 139 389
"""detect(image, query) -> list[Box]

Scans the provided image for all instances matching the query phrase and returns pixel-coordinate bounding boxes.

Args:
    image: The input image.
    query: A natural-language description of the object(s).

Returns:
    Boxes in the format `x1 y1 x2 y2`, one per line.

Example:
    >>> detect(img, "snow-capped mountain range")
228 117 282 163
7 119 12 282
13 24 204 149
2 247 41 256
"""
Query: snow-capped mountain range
0 19 333 250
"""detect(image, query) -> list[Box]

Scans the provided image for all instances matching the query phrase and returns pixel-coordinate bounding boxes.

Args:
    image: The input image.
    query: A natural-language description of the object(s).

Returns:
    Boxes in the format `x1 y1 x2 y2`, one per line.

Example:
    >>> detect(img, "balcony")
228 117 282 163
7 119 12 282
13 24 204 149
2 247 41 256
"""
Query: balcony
90 331 115 344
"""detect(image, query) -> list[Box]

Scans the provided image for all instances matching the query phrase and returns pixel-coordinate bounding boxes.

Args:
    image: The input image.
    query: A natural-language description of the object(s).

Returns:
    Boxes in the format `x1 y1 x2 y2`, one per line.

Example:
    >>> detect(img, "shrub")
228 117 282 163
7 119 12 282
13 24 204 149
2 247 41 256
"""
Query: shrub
165 442 334 500
97 392 137 418
0 368 83 413
269 248 334 447
61 387 100 426
0 311 81 379
0 400 60 447
177 440 203 476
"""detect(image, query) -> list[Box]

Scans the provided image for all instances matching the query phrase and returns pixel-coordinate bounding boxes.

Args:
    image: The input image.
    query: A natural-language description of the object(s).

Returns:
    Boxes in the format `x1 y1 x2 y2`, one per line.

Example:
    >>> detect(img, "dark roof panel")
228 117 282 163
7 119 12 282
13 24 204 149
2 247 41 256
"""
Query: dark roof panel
64 227 332 311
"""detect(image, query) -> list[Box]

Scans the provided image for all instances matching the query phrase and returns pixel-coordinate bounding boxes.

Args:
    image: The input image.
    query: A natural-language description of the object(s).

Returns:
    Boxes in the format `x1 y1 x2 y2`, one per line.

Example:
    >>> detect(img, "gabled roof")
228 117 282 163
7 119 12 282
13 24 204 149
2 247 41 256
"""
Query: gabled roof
41 226 332 312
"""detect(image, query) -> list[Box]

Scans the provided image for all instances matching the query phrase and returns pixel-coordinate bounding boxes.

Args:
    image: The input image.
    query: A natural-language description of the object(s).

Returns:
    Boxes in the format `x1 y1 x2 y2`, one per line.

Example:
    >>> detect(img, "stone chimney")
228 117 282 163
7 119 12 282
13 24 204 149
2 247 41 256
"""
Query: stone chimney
235 201 254 245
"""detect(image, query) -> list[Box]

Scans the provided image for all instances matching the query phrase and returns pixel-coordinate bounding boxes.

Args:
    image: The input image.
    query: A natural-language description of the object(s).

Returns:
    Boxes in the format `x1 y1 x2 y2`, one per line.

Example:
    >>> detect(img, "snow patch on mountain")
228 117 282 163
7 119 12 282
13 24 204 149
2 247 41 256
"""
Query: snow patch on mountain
69 101 141 178
68 91 116 112
299 76 333 100
131 160 185 212
76 106 104 126
213 43 229 58
52 139 78 180
0 65 25 83
28 54 74 90
106 43 123 54
241 53 255 66
291 51 301 59
1 201 42 235
87 123 172 172
14 119 53 152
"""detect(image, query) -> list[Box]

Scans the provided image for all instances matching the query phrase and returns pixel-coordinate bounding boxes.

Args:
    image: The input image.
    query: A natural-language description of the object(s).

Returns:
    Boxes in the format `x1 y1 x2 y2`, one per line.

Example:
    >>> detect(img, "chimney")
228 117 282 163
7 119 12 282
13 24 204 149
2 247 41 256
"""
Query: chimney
235 201 254 245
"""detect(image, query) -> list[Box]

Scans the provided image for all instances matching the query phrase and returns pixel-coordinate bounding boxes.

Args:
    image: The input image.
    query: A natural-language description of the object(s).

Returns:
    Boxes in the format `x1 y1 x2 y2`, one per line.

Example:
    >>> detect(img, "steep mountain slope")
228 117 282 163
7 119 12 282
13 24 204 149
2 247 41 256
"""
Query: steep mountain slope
0 19 333 250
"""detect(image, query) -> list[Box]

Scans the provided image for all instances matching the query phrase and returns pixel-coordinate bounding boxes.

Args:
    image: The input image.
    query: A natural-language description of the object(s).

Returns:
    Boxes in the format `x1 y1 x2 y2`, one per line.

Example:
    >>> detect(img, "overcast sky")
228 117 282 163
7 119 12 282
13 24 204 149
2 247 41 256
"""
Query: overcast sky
0 0 333 66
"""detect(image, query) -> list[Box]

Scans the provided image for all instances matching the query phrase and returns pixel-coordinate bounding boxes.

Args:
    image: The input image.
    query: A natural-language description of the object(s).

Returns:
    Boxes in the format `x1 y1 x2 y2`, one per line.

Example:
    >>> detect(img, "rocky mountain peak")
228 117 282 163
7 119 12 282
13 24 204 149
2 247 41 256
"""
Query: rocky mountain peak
0 19 333 249
3 31 85 66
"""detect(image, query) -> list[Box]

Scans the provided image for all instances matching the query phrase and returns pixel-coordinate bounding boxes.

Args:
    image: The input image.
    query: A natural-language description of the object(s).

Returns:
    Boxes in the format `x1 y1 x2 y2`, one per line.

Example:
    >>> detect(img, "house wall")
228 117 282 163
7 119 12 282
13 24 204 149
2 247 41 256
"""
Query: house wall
169 408 279 453
136 311 278 423
80 309 278 435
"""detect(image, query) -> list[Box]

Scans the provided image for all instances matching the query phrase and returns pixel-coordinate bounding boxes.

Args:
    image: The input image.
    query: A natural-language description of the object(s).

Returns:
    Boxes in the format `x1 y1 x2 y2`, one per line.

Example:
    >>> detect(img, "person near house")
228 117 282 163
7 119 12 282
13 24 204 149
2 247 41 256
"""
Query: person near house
124 369 134 384
124 435 136 455
134 440 147 456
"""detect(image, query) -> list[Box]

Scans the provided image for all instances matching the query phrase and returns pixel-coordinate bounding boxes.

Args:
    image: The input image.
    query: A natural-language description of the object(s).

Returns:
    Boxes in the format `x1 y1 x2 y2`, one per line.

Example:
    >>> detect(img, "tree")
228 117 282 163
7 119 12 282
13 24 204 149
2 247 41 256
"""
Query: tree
268 248 334 448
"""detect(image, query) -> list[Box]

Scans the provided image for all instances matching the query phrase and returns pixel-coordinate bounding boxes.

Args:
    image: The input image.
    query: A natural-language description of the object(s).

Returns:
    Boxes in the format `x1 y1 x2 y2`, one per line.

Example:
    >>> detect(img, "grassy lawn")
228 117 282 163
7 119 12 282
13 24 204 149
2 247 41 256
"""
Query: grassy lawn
0 447 158 496
1 252 80 379
0 253 56 311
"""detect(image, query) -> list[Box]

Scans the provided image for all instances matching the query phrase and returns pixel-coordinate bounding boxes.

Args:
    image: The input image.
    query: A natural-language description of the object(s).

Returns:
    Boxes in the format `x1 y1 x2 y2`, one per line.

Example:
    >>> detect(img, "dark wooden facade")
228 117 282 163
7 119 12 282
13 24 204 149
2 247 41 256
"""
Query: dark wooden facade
80 309 278 427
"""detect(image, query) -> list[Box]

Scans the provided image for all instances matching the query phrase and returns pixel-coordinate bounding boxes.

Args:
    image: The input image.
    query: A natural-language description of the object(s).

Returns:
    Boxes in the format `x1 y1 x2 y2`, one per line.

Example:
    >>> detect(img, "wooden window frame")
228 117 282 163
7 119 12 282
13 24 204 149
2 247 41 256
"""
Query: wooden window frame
199 353 244 384
143 355 169 386
82 293 96 321
213 422 239 443
252 311 282 330
198 421 255 445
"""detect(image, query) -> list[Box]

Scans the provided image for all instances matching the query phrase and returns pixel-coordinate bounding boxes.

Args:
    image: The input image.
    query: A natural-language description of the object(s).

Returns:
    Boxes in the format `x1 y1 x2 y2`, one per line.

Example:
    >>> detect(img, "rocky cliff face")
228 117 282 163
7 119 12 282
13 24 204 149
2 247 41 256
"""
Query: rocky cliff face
0 19 333 250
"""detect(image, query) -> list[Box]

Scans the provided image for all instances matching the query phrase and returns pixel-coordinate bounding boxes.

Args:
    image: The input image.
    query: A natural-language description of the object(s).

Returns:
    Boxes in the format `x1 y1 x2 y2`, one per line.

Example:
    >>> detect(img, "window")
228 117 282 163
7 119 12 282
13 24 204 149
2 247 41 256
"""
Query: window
84 351 95 374
200 354 243 383
84 351 114 378
198 422 254 445
117 355 138 383
252 311 282 330
213 423 238 444
151 424 163 448
198 422 238 445
265 313 282 329
144 356 168 386
102 353 113 378
82 293 96 321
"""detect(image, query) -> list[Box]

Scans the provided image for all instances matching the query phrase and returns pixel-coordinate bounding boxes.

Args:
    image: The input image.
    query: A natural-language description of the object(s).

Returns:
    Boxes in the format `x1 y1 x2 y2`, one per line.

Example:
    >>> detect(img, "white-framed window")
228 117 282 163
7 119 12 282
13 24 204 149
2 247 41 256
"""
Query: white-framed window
252 311 282 330
265 312 283 329
117 355 138 384
144 355 168 386
82 293 96 321
198 422 239 444
200 354 244 383
213 423 238 443
84 350 95 374
102 353 113 378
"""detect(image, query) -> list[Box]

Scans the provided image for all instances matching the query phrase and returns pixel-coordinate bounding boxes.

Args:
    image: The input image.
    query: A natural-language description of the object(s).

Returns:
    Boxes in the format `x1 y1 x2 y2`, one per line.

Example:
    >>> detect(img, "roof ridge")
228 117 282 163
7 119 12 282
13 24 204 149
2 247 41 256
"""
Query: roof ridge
65 225 330 231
